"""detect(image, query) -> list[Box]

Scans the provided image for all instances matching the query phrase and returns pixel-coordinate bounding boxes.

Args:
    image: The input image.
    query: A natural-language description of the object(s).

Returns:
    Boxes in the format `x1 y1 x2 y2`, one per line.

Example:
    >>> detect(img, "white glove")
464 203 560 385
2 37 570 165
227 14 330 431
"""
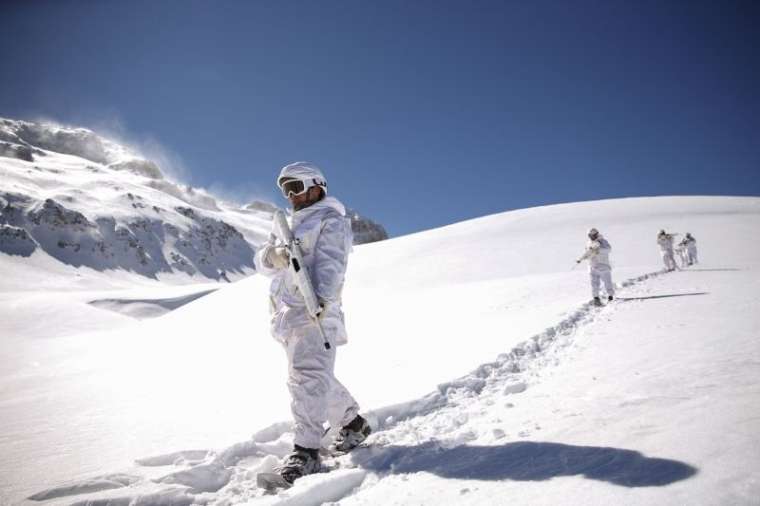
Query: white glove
263 245 290 270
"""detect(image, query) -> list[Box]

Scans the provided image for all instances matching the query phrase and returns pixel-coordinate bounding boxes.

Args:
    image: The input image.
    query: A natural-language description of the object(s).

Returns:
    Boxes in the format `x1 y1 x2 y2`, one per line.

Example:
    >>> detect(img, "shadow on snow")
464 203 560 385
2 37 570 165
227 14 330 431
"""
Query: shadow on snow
616 292 708 301
88 288 218 319
685 268 742 272
354 441 697 488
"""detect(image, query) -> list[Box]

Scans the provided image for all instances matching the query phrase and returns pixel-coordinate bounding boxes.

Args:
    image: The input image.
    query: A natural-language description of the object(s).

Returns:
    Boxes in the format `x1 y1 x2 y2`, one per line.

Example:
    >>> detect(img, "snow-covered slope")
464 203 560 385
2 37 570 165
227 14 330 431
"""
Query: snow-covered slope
2 195 759 505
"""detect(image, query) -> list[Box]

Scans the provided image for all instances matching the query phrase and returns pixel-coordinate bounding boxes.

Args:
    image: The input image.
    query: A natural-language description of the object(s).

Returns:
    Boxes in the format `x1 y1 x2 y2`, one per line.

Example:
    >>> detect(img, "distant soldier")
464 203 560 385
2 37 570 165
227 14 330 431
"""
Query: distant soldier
684 232 698 265
657 229 678 271
676 238 690 269
576 228 614 306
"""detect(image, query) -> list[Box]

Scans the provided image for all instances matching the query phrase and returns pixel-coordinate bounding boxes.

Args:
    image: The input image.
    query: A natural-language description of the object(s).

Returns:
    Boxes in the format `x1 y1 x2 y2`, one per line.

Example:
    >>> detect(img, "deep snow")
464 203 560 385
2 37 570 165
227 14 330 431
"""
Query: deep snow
1 195 759 505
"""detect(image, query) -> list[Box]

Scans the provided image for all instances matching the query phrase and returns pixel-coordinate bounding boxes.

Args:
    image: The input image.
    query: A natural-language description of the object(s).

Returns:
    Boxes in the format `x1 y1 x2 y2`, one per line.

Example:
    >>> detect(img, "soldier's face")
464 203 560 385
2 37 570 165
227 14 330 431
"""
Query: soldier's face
289 186 322 210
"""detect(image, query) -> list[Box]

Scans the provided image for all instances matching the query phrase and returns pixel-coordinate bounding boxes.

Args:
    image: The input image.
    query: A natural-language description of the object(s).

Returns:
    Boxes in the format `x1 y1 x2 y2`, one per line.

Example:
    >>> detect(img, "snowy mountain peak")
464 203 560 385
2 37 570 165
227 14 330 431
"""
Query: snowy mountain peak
0 117 268 282
1 117 131 165
0 117 389 284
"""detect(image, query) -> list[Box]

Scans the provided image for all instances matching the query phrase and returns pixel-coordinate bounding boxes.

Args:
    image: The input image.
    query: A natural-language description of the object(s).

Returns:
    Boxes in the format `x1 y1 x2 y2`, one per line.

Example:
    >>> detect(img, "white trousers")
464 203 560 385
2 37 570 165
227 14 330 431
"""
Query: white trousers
677 250 689 268
284 325 359 449
687 246 698 265
661 250 677 270
590 268 614 298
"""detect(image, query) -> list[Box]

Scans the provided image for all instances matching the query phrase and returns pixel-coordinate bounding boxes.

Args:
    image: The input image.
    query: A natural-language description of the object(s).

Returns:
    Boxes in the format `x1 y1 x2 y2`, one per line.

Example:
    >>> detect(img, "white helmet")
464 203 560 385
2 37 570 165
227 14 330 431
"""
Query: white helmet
588 227 599 239
277 161 327 196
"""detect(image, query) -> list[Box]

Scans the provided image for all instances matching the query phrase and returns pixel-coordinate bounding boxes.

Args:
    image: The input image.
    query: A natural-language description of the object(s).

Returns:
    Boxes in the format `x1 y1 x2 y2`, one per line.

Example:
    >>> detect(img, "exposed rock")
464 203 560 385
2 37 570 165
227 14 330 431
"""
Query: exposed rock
0 191 253 280
0 225 37 256
10 121 112 164
0 141 35 162
171 209 253 279
28 199 95 230
175 206 197 219
0 192 32 226
348 208 389 244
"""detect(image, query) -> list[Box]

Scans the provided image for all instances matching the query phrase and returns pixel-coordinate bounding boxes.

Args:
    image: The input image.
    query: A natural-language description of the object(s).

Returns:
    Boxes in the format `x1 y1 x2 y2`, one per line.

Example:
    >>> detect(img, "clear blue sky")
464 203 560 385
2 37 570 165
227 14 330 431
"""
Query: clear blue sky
2 0 758 236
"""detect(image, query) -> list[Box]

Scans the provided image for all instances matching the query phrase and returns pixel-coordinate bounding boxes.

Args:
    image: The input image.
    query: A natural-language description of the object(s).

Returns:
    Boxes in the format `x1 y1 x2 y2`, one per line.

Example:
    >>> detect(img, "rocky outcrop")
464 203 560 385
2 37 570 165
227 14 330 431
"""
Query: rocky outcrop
348 208 389 244
28 198 95 230
0 141 39 162
172 206 254 278
0 117 389 280
0 193 254 280
1 119 113 164
0 225 37 256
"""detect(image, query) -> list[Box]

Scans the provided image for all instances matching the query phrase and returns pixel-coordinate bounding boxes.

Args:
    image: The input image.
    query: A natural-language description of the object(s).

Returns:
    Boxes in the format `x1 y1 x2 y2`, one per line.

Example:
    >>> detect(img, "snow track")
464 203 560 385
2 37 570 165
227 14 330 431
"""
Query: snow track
26 268 682 506
364 268 668 433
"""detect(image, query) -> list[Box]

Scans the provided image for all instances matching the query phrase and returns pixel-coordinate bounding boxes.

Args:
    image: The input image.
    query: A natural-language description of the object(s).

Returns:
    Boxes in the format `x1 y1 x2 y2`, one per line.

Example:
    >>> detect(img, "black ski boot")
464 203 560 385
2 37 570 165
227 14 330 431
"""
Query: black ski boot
275 445 321 485
330 415 372 454
593 296 603 307
608 295 614 302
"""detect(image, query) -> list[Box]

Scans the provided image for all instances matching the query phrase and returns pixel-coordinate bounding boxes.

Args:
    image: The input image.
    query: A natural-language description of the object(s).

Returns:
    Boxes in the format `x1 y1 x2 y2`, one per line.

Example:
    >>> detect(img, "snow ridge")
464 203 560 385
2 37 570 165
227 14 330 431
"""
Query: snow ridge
1 116 266 282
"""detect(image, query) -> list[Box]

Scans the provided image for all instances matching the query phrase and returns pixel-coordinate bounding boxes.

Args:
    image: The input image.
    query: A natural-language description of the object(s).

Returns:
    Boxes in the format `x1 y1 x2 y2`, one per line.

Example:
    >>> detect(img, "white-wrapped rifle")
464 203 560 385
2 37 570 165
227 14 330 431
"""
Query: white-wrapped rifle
273 209 331 350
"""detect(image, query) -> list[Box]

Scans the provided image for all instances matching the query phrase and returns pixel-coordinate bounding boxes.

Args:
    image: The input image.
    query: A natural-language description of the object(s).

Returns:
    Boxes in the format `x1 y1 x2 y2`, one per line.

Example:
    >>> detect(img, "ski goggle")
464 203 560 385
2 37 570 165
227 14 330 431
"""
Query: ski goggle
277 177 326 198
278 178 309 198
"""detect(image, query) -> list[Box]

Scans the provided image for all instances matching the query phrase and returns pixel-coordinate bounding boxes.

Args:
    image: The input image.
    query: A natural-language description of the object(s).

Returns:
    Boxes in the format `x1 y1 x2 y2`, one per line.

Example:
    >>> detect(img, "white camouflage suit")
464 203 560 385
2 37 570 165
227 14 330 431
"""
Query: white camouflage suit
657 233 677 271
675 240 690 269
685 235 698 265
255 196 360 449
579 236 615 298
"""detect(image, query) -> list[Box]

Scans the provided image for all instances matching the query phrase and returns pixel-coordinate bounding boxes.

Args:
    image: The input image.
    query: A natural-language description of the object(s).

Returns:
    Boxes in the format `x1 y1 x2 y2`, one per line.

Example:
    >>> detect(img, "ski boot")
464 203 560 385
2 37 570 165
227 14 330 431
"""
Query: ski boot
608 295 614 302
273 445 321 485
592 296 603 307
329 414 372 454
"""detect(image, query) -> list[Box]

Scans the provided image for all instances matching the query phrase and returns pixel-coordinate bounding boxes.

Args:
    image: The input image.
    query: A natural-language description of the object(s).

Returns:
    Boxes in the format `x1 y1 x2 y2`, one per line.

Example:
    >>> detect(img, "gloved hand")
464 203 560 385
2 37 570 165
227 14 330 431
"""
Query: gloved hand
263 245 290 270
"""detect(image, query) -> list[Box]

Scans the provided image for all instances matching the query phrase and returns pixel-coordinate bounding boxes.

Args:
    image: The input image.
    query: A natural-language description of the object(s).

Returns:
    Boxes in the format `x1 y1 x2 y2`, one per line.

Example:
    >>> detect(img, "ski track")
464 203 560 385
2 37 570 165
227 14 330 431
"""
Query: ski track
26 268 672 506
